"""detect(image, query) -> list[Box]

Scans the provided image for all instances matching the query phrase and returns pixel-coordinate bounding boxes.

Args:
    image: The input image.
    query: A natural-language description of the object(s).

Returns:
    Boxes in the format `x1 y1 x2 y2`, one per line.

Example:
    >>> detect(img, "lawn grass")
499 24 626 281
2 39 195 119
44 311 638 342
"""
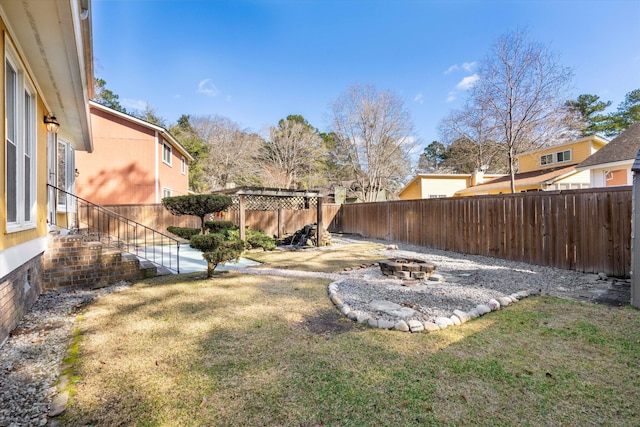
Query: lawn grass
245 241 386 272
62 249 640 426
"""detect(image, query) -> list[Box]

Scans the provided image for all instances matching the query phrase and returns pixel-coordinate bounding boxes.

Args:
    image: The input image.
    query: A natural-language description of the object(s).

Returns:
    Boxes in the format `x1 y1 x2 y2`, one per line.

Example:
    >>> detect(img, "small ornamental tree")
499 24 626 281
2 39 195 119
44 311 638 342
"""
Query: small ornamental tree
190 233 245 277
162 194 233 234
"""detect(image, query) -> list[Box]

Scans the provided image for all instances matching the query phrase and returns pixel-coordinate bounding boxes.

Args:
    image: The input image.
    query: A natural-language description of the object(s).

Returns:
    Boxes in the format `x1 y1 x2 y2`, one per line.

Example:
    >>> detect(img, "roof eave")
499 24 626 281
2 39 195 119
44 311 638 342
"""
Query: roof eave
1 0 94 152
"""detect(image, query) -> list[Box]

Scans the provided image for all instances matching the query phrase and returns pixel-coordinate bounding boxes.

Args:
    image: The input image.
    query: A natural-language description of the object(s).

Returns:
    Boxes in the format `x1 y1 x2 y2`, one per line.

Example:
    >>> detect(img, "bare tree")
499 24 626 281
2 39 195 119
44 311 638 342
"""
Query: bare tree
438 103 507 173
330 84 417 202
471 29 573 192
259 116 327 189
190 115 263 190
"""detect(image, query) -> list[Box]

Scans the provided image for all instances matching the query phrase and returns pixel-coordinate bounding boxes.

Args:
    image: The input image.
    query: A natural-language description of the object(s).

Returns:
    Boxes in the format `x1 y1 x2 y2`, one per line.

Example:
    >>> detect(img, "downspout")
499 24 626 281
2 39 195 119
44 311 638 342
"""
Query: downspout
155 131 159 203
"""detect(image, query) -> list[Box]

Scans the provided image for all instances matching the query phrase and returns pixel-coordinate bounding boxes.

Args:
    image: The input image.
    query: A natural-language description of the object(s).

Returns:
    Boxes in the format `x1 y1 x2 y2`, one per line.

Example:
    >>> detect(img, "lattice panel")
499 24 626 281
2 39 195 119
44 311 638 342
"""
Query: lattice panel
229 195 318 211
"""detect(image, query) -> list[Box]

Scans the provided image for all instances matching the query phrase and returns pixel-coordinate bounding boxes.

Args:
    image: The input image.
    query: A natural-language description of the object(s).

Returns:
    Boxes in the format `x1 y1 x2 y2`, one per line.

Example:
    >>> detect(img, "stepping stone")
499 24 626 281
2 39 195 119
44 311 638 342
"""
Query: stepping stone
368 300 418 319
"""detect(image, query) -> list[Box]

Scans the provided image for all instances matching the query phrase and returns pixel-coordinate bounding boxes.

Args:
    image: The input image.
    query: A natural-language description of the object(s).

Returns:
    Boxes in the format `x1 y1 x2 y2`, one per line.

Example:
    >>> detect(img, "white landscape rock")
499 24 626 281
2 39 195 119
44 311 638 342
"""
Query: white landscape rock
422 322 441 332
435 317 454 329
487 299 501 311
377 319 396 329
497 296 512 307
476 304 491 315
453 309 471 323
450 315 461 326
394 320 410 332
407 320 424 333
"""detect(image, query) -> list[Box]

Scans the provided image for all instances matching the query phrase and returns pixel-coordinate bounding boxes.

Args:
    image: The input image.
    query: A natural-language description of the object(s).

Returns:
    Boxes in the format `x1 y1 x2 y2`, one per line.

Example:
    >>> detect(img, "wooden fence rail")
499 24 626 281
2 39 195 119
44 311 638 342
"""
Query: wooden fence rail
95 203 342 240
97 188 631 277
331 187 632 277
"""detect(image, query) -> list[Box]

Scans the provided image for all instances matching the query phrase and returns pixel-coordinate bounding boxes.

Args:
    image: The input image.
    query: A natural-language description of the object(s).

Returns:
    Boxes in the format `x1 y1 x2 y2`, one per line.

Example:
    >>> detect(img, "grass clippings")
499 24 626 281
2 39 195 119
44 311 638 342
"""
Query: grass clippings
62 248 640 426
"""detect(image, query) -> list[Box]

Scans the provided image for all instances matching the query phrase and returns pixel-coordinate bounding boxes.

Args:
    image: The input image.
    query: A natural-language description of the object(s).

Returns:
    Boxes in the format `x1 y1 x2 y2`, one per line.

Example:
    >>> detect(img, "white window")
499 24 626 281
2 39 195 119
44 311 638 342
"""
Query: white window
56 139 75 212
162 187 172 198
181 155 186 174
5 42 37 231
540 154 553 166
162 142 172 165
556 150 571 163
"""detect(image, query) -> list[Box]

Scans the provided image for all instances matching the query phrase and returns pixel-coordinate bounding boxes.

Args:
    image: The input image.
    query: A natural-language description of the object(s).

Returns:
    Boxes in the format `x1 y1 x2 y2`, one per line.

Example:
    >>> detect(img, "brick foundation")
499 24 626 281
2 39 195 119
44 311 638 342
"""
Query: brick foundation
42 234 150 290
0 256 43 346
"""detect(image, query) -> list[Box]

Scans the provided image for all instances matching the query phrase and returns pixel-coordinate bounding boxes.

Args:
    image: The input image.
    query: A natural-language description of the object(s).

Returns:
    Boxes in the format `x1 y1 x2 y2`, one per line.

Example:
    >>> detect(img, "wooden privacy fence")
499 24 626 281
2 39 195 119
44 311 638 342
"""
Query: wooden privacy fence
331 187 632 277
93 203 342 240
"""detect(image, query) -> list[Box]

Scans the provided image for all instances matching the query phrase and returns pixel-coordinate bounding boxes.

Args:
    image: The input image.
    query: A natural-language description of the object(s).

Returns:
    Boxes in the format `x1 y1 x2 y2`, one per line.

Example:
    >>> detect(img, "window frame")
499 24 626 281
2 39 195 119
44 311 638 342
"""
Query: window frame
162 141 172 166
181 155 186 174
5 40 37 232
56 139 76 213
162 187 173 198
556 149 572 163
540 153 553 166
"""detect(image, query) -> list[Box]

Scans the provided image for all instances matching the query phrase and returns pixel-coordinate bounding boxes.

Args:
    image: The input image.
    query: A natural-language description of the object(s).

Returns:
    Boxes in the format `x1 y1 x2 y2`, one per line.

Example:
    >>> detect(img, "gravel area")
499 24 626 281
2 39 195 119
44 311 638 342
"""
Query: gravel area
326 235 610 323
0 235 629 425
0 283 132 427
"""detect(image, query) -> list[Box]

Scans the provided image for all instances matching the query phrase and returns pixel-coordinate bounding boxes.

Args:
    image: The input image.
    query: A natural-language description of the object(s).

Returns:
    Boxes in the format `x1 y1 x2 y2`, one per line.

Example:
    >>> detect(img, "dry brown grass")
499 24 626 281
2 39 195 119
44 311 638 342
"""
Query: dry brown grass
61 246 640 426
245 242 386 272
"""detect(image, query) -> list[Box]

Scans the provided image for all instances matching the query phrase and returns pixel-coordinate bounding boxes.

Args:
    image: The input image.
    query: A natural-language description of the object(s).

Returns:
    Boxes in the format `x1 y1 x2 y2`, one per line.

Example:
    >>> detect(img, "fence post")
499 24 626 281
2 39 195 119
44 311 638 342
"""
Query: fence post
630 150 640 308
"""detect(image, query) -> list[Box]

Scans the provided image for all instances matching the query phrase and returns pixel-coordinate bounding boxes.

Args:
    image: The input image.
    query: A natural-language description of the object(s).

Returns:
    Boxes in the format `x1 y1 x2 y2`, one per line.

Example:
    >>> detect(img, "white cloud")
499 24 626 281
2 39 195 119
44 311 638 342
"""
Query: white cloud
445 61 477 74
447 91 456 102
444 64 459 74
414 93 424 104
121 98 148 111
198 78 220 96
456 74 480 90
225 95 232 102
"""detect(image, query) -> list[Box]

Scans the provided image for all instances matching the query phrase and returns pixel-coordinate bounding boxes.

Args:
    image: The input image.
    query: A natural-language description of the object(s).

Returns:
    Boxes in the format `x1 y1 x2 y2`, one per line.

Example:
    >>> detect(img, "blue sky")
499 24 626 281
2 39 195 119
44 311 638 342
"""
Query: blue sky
93 0 640 149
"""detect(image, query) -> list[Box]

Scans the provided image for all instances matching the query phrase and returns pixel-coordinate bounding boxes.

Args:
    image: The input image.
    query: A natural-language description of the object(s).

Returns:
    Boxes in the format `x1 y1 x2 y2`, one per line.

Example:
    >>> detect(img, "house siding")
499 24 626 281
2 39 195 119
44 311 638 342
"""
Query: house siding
75 107 158 204
75 106 189 205
518 139 599 173
0 26 50 253
590 164 634 188
158 136 190 199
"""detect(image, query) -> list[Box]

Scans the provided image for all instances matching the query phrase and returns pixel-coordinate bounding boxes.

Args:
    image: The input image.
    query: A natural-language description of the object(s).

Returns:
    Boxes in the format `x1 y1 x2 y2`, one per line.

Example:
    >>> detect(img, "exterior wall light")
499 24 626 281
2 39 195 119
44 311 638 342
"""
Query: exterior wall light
44 114 60 134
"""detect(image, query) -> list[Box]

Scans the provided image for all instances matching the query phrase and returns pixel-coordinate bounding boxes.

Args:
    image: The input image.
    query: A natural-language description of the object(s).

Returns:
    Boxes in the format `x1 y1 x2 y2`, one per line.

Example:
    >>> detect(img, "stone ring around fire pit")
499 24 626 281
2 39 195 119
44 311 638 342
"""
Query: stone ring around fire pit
378 258 438 284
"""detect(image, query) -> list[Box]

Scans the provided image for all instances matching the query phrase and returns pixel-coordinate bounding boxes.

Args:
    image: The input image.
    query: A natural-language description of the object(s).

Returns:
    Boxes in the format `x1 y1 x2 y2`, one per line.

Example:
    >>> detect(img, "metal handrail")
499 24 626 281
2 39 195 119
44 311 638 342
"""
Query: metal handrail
48 184 180 273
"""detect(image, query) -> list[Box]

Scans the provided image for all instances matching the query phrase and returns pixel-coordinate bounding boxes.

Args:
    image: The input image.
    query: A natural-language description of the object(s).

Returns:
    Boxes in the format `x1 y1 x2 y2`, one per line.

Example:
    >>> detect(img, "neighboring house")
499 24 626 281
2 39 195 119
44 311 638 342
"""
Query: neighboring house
75 101 193 205
330 182 387 204
455 135 608 196
398 173 505 200
1 0 93 345
576 121 640 188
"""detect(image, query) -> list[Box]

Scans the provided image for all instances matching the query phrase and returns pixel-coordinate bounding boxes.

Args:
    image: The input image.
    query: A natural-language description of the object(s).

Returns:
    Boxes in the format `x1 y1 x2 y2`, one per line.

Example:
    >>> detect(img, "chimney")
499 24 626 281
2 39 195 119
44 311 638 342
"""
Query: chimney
472 170 485 186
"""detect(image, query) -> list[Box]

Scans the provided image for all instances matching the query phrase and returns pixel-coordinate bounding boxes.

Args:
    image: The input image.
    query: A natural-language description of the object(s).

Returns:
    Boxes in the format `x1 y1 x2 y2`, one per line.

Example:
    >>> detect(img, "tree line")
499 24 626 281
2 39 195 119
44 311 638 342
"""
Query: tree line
94 79 416 202
94 29 639 198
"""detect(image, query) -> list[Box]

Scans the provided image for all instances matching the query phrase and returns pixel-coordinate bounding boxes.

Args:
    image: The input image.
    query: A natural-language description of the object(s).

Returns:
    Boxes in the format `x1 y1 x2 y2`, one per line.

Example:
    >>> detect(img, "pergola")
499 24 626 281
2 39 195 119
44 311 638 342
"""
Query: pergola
212 187 326 246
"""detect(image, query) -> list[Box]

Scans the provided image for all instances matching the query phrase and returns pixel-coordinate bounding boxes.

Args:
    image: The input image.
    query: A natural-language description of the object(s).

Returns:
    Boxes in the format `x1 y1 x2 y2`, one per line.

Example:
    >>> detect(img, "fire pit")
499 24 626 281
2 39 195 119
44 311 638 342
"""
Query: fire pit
378 258 436 283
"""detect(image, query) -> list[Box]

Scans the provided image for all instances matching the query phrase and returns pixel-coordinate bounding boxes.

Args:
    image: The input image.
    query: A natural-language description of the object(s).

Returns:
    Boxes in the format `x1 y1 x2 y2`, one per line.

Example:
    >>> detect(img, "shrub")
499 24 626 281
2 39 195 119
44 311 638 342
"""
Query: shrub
246 229 276 251
162 194 233 234
205 221 238 234
190 233 245 277
166 226 200 240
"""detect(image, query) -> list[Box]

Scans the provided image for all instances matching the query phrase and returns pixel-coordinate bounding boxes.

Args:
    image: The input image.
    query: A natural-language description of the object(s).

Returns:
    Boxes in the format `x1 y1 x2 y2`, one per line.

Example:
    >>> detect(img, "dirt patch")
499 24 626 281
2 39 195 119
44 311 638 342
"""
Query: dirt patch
299 309 360 335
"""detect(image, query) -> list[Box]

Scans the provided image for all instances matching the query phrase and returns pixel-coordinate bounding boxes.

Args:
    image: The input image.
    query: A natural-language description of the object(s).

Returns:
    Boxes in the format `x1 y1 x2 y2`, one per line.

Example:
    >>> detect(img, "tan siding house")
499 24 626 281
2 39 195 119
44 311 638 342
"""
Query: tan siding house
398 173 505 200
456 135 608 196
75 101 193 205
